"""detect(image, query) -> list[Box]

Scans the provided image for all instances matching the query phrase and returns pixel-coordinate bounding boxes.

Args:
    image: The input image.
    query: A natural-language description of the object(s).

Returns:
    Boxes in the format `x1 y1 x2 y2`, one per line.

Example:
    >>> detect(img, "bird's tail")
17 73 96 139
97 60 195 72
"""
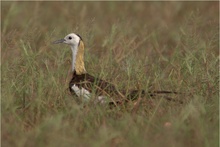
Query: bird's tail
126 90 182 104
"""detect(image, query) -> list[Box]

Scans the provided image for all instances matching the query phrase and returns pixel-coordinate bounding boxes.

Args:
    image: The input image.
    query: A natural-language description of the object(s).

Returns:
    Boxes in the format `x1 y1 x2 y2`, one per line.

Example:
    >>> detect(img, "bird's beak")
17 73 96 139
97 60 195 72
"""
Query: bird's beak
52 38 66 44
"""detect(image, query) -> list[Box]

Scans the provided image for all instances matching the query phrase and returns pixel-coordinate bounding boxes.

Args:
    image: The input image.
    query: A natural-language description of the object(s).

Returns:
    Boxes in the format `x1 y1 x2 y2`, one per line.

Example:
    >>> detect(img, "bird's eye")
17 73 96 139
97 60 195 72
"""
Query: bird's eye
68 36 72 40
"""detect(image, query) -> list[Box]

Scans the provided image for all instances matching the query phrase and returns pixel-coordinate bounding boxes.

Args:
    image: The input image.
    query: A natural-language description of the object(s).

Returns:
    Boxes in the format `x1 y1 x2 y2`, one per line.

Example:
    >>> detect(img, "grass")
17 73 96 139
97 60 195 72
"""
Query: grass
1 1 219 147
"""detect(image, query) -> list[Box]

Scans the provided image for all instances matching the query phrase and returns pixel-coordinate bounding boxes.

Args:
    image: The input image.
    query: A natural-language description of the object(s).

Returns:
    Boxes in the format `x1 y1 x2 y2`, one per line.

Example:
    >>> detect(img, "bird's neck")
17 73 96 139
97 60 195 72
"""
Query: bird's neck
71 40 86 75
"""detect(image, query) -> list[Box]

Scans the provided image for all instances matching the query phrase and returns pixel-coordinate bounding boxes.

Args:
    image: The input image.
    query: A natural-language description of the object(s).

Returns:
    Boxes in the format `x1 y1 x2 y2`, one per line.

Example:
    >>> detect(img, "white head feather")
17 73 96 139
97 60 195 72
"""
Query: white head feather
53 33 82 71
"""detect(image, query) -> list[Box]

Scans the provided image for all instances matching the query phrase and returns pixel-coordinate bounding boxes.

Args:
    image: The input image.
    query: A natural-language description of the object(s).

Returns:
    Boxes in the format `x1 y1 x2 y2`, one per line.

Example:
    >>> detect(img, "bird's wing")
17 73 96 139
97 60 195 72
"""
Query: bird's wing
69 73 120 97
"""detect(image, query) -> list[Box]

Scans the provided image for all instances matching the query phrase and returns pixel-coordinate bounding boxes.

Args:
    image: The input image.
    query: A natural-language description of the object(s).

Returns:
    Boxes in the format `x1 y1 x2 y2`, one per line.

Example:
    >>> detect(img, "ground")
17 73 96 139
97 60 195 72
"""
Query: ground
1 2 219 147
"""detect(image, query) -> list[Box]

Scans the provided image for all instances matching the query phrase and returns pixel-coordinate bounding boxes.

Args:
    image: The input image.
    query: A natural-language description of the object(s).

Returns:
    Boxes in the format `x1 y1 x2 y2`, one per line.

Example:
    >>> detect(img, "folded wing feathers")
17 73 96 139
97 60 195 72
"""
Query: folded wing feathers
69 72 181 104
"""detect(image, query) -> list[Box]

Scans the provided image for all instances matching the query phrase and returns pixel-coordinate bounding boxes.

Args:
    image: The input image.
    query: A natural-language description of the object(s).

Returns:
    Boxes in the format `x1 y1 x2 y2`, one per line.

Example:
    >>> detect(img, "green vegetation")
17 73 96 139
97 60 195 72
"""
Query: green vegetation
1 2 219 147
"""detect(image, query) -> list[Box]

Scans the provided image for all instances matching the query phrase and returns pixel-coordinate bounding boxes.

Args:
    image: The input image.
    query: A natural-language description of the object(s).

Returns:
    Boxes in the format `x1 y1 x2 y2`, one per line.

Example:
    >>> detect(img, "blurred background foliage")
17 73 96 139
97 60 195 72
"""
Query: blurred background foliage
1 2 219 147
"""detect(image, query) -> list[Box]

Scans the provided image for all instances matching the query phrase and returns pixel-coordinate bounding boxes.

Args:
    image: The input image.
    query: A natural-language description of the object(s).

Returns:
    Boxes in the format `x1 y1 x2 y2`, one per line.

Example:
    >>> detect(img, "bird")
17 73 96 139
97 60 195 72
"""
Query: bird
53 33 181 105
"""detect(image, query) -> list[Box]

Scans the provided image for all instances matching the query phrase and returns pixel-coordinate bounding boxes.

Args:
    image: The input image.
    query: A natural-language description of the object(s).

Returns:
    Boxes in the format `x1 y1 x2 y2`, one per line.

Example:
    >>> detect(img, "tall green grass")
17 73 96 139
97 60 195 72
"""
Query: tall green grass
1 2 219 147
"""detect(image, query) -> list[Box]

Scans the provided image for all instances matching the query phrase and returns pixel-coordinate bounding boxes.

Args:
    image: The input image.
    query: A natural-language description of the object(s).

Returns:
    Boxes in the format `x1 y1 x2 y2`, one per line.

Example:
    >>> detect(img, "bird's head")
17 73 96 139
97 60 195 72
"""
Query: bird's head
53 33 83 47
53 33 86 74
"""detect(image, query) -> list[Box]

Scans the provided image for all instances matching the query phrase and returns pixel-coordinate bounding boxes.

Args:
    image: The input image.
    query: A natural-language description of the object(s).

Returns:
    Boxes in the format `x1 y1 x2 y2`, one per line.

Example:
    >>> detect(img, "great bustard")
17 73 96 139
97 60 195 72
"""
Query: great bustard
53 33 180 105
